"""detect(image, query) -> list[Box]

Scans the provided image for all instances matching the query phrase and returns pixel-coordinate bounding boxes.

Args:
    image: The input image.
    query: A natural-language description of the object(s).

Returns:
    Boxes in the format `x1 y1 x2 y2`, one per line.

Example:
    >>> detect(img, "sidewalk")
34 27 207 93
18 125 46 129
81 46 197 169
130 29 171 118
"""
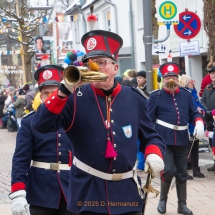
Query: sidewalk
142 150 215 215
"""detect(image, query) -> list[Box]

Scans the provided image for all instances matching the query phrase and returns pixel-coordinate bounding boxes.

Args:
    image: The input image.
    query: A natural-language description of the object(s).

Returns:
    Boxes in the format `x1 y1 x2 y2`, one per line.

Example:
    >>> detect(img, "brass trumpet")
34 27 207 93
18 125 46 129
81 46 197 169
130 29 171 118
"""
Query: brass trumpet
64 65 109 86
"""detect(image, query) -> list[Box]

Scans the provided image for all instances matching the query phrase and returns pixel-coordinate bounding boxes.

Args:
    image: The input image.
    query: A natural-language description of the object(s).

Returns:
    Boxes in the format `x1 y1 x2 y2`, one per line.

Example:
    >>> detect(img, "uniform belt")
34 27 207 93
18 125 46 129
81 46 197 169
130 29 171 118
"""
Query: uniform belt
156 119 188 130
73 156 133 181
32 161 71 170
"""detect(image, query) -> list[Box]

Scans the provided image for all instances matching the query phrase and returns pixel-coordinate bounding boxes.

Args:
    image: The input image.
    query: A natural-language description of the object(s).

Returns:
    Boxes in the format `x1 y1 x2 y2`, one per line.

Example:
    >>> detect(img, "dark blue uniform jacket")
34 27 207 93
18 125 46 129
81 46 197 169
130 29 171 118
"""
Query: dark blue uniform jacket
32 84 165 214
147 88 203 146
11 112 72 209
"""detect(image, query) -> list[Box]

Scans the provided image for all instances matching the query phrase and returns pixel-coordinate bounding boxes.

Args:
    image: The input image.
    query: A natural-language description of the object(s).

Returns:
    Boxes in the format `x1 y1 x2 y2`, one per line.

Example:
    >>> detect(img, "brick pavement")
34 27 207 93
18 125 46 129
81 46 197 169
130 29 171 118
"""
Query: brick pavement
142 151 215 215
0 129 15 214
0 128 215 215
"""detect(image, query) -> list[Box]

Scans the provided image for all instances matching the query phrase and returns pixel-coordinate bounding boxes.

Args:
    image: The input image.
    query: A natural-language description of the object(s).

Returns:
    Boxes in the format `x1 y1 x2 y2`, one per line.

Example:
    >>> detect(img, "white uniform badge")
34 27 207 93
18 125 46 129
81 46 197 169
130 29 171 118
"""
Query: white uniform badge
43 70 52 80
122 125 132 138
167 65 174 72
87 38 97 50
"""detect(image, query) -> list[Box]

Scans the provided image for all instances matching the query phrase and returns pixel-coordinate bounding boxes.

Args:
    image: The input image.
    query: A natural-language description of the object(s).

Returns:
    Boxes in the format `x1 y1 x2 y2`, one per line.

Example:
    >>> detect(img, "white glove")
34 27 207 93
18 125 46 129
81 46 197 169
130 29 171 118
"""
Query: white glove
193 120 204 139
9 190 30 215
205 131 214 139
144 154 164 179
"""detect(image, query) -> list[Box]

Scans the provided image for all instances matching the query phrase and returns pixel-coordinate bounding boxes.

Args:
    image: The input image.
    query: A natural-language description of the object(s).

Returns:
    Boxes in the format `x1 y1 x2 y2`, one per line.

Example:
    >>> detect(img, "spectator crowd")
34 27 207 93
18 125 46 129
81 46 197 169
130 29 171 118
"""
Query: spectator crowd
0 84 37 132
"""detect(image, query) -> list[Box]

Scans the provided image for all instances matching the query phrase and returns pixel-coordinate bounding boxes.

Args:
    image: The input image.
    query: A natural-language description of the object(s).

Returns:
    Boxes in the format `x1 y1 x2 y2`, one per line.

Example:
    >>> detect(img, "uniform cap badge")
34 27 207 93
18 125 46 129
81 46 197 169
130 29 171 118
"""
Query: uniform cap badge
87 38 97 50
43 70 52 80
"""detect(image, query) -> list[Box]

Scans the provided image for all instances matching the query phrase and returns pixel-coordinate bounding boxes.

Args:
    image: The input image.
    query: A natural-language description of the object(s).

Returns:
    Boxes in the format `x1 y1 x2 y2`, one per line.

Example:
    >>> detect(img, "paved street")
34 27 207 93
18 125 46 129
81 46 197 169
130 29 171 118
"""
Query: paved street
0 129 16 215
0 129 215 215
143 150 215 215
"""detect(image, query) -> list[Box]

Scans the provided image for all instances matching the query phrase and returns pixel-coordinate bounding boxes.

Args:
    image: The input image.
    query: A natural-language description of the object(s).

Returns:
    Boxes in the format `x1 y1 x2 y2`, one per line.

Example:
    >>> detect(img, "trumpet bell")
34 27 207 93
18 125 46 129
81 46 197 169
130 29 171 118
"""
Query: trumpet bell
64 65 82 86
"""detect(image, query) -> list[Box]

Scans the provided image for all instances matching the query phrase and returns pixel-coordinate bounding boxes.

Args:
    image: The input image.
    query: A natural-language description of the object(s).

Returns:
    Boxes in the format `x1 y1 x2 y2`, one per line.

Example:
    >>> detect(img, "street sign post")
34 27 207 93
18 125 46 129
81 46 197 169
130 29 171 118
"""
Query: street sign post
174 11 201 39
152 44 168 55
179 40 200 56
156 0 179 25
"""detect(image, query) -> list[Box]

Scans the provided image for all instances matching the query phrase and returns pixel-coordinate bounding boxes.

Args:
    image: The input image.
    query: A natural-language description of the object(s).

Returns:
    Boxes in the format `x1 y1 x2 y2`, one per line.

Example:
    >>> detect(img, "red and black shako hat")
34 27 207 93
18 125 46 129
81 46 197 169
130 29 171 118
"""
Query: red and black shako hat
81 30 123 63
160 62 180 78
34 65 64 89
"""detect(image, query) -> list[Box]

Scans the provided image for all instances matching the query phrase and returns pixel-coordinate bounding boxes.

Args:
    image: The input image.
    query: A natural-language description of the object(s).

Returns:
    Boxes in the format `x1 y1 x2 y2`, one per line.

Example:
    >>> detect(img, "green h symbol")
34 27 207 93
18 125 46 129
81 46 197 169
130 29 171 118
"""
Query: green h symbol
164 6 172 15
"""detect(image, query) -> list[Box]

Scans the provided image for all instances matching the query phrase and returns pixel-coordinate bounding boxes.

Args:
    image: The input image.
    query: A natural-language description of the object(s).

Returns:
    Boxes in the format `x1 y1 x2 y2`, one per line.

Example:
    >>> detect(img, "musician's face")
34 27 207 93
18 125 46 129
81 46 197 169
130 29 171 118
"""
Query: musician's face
163 76 179 92
91 57 118 90
40 85 58 103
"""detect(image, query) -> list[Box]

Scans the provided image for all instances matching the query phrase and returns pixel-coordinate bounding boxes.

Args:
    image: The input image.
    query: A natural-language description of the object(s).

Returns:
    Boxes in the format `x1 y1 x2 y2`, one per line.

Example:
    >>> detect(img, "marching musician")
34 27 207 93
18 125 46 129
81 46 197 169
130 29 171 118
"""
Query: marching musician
10 65 77 215
32 30 166 215
147 62 204 215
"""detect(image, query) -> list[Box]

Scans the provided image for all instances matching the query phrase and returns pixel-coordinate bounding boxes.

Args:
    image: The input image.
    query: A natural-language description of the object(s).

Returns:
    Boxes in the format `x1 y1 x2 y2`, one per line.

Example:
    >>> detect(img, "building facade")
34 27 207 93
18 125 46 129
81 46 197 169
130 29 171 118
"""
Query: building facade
66 0 208 92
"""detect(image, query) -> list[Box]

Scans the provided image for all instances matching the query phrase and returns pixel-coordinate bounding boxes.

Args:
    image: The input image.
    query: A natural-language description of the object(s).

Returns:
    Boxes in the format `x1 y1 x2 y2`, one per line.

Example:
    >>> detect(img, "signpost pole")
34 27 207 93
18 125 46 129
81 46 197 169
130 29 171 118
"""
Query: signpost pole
143 0 153 92
188 56 192 77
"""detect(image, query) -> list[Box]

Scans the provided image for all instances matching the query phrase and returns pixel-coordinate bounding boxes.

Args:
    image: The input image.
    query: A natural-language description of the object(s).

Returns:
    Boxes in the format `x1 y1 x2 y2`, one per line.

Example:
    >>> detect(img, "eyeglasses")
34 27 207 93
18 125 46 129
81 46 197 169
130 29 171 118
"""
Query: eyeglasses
41 91 54 97
85 59 115 69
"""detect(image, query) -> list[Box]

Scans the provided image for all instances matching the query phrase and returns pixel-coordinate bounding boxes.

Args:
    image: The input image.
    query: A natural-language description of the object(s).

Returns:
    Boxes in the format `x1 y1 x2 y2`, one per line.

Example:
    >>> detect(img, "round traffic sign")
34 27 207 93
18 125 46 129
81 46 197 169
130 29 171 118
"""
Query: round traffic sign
174 11 201 39
159 1 177 20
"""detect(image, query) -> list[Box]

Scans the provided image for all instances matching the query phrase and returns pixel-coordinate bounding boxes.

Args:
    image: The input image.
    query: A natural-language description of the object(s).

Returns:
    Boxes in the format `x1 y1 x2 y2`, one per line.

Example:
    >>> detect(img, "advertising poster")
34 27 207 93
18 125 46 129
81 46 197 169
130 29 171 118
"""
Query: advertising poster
34 36 52 60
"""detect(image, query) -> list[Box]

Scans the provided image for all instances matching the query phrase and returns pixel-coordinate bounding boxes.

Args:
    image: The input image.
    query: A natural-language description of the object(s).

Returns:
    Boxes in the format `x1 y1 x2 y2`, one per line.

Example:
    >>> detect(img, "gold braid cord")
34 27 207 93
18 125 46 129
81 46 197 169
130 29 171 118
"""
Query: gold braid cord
203 1 215 64
143 169 160 198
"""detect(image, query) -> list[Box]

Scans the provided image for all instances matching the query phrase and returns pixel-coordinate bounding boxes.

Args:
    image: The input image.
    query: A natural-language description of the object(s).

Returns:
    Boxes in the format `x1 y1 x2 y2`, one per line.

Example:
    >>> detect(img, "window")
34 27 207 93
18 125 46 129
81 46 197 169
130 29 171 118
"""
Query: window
1 55 8 65
104 10 111 31
72 15 80 44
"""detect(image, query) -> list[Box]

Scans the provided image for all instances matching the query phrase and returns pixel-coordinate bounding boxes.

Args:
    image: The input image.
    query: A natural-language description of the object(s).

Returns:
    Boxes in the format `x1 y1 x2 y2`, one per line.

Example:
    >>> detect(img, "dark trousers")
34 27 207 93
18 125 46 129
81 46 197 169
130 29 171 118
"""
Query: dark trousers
161 146 188 184
189 137 199 168
209 138 213 148
80 212 141 215
30 195 77 215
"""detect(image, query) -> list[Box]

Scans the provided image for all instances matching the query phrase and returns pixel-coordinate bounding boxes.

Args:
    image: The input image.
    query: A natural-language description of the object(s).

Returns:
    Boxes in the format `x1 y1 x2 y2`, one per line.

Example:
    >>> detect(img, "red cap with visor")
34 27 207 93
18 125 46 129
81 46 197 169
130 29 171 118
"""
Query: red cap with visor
81 30 123 63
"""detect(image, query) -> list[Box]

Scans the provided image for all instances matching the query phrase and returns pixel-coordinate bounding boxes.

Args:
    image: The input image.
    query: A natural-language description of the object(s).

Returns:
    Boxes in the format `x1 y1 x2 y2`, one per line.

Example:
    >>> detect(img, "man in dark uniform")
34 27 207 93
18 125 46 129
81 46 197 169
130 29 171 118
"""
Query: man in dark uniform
147 62 204 215
9 65 77 215
32 30 166 215
201 65 215 171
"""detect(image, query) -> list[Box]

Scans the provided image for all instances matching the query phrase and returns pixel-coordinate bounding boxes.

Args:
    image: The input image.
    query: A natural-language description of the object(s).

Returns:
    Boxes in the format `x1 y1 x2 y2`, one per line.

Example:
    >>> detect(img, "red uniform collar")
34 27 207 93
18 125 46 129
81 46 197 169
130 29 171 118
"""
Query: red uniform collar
91 83 121 96
164 87 180 94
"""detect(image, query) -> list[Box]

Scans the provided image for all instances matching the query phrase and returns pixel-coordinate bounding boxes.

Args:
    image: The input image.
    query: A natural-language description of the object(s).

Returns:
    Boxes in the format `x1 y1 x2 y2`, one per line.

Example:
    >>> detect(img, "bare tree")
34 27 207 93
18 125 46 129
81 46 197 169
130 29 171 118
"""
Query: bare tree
4 70 21 88
152 0 159 65
0 0 48 83
203 0 215 67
